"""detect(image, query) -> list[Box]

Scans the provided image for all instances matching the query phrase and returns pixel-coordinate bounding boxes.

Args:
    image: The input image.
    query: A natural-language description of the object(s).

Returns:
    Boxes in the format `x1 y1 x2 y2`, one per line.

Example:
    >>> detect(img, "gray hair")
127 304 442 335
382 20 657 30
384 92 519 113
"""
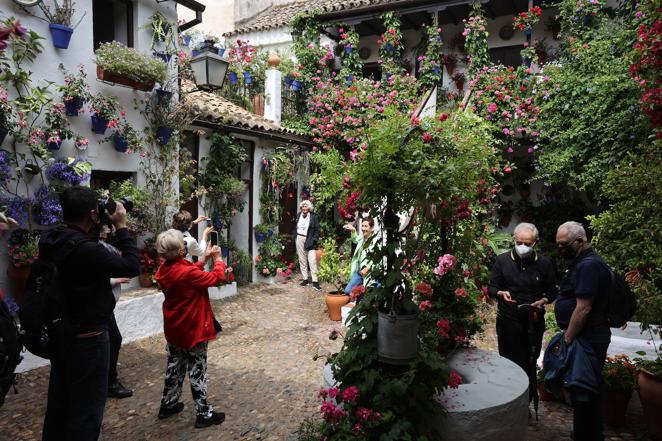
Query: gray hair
513 222 539 240
300 200 313 211
558 221 587 240
155 229 185 260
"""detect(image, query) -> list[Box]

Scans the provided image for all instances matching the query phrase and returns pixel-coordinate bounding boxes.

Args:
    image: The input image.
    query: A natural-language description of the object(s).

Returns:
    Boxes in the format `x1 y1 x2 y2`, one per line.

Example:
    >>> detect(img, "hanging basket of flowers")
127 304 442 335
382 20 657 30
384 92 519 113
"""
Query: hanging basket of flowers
95 42 166 92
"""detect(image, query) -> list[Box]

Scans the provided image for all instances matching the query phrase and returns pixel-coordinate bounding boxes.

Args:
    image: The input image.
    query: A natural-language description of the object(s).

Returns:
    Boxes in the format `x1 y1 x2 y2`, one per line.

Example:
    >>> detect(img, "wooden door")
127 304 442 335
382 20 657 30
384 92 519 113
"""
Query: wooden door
278 182 298 262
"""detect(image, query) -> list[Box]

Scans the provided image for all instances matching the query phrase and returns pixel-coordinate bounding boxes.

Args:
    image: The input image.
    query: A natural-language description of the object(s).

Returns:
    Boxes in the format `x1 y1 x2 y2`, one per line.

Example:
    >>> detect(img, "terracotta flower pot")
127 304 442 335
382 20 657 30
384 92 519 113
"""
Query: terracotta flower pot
538 383 555 401
601 389 632 427
6 264 31 307
138 273 153 288
325 292 350 321
96 65 155 92
638 369 662 440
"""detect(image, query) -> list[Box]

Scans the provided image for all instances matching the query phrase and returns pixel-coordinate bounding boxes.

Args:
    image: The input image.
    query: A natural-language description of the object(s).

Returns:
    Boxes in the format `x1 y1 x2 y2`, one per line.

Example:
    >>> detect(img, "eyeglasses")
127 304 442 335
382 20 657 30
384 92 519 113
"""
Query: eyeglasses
556 238 580 248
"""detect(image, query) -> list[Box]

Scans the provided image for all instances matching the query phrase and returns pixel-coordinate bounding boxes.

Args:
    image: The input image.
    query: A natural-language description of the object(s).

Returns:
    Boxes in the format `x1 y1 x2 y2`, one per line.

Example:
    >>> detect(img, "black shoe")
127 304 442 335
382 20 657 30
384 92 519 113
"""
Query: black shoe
312 282 322 291
195 411 226 429
299 279 310 286
158 402 185 420
108 380 133 399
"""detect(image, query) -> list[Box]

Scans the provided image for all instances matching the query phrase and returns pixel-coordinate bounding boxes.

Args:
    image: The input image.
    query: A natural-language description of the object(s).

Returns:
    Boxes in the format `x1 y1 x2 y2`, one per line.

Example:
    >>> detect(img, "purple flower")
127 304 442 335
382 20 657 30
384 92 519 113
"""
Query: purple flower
45 160 90 186
0 195 32 228
0 149 12 187
33 186 62 226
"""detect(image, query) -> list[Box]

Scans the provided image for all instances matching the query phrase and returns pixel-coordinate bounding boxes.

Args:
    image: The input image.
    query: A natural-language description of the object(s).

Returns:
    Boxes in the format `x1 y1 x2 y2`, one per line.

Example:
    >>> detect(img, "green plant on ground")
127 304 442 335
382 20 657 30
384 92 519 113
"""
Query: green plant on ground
95 41 167 85
316 237 350 294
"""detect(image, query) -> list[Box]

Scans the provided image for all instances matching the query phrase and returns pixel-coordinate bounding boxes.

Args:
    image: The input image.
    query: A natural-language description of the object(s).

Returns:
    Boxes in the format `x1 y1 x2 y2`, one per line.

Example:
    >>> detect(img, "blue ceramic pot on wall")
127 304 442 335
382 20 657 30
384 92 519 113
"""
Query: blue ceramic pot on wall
91 115 109 135
64 98 84 116
228 71 238 85
156 126 175 145
0 129 7 146
49 24 74 49
113 134 129 152
291 80 301 92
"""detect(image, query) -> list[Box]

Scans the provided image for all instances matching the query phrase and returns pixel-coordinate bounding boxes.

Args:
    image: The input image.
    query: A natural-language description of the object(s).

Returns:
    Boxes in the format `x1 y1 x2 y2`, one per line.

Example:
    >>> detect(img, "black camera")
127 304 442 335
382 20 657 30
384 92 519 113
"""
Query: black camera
98 196 133 223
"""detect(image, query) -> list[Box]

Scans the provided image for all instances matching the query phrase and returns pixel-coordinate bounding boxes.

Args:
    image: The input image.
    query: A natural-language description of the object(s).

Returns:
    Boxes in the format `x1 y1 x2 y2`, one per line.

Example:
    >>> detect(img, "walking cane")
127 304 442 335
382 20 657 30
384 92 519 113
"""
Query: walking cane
518 303 543 421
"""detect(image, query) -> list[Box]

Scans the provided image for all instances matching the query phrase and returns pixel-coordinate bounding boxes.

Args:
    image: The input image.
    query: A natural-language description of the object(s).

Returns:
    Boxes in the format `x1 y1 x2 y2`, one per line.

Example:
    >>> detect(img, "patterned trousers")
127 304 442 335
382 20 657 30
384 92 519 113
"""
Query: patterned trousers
160 342 213 418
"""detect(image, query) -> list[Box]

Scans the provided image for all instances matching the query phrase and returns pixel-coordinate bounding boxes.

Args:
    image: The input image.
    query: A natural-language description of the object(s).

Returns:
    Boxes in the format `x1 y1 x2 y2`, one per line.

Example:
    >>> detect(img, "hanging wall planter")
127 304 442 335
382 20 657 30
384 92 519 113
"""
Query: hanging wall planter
46 139 62 151
91 115 109 135
345 45 353 54
385 42 395 52
254 231 266 243
284 75 293 86
345 75 353 85
243 71 253 85
377 311 418 365
291 80 301 92
155 88 173 104
191 49 201 57
182 35 192 46
153 51 172 63
49 24 74 49
156 126 174 145
525 27 533 37
113 134 129 153
217 48 226 56
96 65 156 92
228 71 238 85
64 98 84 116
0 129 7 146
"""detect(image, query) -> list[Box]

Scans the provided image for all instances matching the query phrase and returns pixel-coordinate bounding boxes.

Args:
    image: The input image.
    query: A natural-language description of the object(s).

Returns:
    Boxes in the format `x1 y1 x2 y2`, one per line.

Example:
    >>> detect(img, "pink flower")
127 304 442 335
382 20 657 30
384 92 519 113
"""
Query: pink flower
448 371 462 388
355 407 373 420
350 285 365 301
436 319 451 338
422 132 432 143
342 385 360 402
487 103 498 113
352 423 363 433
419 300 433 311
433 254 457 276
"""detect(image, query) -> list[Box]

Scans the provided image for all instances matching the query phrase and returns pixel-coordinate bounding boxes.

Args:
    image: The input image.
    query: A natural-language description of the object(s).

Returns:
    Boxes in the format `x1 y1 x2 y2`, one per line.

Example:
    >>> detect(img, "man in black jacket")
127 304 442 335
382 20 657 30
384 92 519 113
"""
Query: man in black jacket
41 187 140 441
294 200 321 291
488 223 558 379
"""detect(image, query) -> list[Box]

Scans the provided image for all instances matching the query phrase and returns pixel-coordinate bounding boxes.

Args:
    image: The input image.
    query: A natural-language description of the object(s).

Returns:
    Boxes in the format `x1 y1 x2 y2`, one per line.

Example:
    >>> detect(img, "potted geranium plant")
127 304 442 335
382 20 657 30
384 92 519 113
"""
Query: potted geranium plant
88 93 119 135
317 238 351 321
57 64 90 116
6 229 40 307
109 112 142 153
601 354 637 426
43 102 73 150
18 0 85 49
95 41 167 92
512 5 543 35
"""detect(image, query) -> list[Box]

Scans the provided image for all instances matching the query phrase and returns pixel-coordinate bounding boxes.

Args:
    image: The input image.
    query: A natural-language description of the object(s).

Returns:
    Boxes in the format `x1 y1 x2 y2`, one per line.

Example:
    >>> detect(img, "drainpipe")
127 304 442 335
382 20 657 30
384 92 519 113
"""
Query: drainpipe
170 0 206 32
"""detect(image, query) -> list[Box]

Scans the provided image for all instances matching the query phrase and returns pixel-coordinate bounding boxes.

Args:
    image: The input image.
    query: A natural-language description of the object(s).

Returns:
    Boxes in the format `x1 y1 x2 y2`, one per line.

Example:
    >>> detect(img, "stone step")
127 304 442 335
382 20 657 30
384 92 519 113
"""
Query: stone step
15 283 237 373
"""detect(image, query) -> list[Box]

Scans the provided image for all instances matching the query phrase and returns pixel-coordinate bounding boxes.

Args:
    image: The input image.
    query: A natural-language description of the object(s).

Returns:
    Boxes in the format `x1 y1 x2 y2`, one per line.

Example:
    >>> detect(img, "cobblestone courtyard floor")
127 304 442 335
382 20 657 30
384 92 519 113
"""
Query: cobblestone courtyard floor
0 281 650 440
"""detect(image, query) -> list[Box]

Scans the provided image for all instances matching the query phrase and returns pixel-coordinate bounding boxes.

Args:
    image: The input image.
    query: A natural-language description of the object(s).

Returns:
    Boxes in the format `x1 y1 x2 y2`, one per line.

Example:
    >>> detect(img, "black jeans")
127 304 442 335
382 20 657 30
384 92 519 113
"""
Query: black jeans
108 314 122 383
42 329 110 441
572 329 610 441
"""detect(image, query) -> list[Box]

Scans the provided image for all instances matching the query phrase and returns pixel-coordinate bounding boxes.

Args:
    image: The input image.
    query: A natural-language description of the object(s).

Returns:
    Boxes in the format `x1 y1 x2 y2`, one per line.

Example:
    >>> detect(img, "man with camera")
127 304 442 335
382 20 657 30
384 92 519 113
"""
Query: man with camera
40 187 140 441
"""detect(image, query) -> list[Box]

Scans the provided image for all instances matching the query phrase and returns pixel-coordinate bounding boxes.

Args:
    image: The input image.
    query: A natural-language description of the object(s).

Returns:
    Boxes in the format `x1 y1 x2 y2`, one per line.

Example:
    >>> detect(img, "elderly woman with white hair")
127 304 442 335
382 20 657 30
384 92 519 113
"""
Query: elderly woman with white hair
294 200 321 291
154 229 227 429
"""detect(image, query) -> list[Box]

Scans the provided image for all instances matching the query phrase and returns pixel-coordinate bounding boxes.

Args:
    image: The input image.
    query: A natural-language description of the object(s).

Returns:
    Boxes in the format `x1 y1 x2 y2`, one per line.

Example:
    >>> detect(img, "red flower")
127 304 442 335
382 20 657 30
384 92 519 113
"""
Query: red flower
448 371 462 388
419 300 433 311
350 285 366 301
438 113 449 121
342 385 360 402
414 282 433 297
422 132 432 143
454 288 468 298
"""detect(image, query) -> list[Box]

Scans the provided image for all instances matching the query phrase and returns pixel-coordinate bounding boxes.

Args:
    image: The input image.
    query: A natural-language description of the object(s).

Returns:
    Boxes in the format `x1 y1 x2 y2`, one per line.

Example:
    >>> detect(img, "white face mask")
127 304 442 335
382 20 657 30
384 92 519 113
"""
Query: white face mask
515 244 534 258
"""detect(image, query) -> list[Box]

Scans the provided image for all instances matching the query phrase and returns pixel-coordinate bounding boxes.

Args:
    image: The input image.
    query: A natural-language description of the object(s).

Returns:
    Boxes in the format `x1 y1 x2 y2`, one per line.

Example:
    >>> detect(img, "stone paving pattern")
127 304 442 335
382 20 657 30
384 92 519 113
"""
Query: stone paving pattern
0 281 650 440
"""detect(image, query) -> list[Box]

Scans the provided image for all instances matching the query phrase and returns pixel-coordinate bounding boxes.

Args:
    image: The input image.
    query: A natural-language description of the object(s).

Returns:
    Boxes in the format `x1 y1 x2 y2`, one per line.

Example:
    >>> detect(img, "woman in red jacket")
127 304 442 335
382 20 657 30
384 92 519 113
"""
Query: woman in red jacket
154 229 226 429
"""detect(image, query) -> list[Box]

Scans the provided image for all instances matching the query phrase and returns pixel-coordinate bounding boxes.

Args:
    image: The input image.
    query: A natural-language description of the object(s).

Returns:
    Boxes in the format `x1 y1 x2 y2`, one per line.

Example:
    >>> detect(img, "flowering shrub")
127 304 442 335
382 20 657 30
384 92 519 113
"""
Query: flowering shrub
7 229 40 268
43 102 74 145
338 27 362 79
254 234 287 277
512 6 543 31
315 386 382 437
378 11 404 76
45 157 92 186
417 21 444 90
57 64 90 104
602 354 637 393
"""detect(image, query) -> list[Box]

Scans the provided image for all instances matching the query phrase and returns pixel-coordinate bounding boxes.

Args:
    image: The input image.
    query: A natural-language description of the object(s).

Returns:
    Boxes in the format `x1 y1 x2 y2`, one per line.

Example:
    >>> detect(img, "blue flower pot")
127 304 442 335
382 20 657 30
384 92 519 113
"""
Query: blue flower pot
243 71 253 84
228 71 238 85
525 27 533 37
221 246 229 258
284 75 293 86
345 45 353 54
291 80 301 92
433 66 441 75
0 129 7 146
47 139 62 150
385 42 394 52
255 232 266 243
183 35 192 46
49 23 74 49
91 115 109 135
64 98 84 116
191 49 201 57
523 57 532 68
155 88 173 104
217 48 225 56
156 126 175 145
113 134 129 152
345 75 353 85
267 229 274 238
153 52 172 63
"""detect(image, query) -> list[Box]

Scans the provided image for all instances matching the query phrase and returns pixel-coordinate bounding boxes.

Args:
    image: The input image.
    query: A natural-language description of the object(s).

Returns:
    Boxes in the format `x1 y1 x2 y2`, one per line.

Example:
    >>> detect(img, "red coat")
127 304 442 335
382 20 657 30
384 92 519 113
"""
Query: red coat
155 258 226 349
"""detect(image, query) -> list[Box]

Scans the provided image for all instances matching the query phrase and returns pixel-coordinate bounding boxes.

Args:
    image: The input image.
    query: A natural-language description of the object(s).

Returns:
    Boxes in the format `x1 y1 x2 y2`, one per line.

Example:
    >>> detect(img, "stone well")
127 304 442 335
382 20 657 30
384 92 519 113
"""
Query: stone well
322 348 529 440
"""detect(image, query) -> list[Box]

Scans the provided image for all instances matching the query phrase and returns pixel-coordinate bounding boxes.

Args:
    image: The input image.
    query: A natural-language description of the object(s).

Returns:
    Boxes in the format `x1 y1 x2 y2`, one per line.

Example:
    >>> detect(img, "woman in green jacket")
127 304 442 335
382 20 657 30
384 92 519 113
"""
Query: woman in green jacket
343 217 376 296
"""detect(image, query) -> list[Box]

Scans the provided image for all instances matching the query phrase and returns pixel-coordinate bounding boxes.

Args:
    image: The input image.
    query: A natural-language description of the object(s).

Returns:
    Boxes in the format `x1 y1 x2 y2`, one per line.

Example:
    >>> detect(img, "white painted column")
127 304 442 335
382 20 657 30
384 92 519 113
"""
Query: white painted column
264 65 282 124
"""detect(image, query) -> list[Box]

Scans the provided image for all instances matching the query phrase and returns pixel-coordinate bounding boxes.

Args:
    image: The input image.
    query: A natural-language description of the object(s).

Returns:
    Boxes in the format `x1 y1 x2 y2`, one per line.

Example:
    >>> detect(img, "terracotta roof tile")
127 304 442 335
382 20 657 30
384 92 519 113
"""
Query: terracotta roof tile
225 0 403 36
183 82 310 143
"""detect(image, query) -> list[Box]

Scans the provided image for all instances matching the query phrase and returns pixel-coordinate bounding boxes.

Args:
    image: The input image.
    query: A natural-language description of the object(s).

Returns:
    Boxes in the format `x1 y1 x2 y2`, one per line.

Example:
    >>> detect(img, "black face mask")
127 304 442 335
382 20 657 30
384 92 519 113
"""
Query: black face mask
558 240 579 260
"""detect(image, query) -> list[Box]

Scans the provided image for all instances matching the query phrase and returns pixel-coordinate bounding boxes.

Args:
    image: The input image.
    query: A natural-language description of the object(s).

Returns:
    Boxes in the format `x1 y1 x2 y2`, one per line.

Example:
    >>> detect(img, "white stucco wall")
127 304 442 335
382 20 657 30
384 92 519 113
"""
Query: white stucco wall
0 0 179 297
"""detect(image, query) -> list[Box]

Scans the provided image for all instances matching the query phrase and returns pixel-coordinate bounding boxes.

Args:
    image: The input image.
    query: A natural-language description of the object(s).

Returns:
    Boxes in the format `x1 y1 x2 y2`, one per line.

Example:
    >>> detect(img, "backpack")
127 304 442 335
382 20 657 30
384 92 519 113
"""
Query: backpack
594 258 637 328
19 238 87 360
0 298 22 408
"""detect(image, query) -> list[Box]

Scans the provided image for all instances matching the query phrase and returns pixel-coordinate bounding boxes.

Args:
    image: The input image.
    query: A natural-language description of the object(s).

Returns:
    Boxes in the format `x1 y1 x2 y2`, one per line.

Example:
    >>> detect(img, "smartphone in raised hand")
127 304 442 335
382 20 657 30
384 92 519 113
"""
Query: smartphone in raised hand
209 231 219 247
